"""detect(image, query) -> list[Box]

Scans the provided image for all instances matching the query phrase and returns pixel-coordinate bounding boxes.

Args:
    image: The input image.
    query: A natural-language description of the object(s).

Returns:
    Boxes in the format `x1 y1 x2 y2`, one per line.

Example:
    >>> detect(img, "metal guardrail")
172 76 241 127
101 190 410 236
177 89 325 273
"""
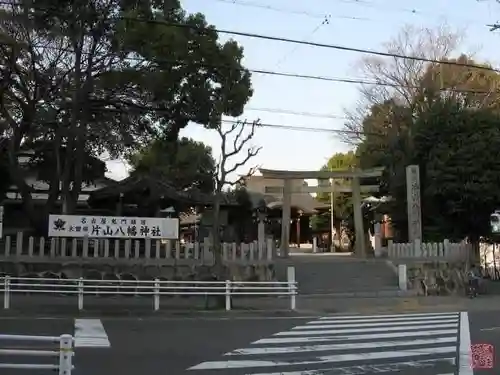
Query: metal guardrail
0 334 74 374
0 270 298 311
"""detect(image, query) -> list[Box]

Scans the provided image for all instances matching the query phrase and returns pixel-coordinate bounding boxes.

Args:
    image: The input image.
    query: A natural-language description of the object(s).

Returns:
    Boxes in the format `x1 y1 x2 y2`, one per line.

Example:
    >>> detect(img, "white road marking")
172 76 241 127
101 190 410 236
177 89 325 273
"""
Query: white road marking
458 311 473 375
74 318 110 348
480 326 500 331
226 336 458 356
244 358 456 375
189 312 461 373
274 323 458 336
189 346 457 370
318 312 458 320
308 314 458 324
254 328 458 344
294 318 458 330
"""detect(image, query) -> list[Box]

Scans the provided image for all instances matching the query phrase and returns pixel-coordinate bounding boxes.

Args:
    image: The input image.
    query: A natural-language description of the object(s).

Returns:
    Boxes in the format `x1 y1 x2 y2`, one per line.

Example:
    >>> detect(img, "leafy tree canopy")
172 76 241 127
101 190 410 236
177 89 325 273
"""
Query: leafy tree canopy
352 51 500 242
129 137 216 193
0 0 252 228
312 151 358 232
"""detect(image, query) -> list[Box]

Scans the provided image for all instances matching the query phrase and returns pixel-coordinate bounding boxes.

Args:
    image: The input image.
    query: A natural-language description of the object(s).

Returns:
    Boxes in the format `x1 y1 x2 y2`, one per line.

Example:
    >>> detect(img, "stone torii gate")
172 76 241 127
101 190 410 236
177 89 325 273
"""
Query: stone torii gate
260 167 384 257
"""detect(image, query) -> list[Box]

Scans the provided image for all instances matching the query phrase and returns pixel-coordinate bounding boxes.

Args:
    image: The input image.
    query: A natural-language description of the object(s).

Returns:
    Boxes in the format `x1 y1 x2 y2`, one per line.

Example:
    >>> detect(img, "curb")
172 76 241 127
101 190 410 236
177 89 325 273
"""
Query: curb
299 290 418 298
0 308 311 319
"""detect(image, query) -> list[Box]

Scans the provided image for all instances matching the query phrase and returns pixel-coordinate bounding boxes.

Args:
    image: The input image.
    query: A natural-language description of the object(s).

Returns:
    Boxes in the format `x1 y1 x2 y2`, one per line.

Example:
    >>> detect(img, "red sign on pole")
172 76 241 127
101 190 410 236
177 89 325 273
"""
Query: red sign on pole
471 343 494 369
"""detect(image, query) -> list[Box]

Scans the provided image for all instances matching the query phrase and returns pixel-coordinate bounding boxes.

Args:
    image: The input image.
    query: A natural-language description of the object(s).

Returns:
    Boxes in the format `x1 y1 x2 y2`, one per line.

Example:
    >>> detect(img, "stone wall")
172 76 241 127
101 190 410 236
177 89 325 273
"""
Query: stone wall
0 261 277 283
404 261 468 296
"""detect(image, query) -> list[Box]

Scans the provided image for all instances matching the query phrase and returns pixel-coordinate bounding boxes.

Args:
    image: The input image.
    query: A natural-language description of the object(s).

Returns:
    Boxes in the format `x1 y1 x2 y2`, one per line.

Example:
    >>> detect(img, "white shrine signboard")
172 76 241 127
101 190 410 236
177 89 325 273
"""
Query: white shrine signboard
48 215 179 239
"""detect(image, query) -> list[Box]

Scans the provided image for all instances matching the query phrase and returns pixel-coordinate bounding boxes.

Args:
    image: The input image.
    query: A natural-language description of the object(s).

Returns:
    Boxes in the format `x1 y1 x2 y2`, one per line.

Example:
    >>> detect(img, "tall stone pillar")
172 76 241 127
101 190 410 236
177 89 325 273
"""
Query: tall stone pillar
351 176 366 257
406 165 422 242
280 179 292 257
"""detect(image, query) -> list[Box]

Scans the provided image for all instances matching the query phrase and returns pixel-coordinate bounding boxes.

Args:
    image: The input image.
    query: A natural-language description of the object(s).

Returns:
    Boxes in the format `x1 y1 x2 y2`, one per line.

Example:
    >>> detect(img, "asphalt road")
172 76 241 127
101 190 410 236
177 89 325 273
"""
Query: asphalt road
0 310 496 375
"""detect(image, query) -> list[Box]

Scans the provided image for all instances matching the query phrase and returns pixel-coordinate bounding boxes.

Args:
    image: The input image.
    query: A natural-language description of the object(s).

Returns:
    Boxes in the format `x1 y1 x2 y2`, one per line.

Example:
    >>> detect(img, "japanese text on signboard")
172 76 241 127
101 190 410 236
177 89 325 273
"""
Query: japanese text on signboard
48 215 179 239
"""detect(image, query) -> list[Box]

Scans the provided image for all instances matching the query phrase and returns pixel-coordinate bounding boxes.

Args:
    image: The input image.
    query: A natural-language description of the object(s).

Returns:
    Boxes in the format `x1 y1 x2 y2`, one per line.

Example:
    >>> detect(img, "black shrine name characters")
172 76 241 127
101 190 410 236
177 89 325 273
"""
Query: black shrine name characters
51 216 163 238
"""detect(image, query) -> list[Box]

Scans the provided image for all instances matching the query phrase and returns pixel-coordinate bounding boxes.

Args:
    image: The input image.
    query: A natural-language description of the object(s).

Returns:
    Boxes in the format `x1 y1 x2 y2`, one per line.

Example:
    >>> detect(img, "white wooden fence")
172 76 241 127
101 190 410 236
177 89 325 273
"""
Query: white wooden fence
387 239 470 261
0 232 276 266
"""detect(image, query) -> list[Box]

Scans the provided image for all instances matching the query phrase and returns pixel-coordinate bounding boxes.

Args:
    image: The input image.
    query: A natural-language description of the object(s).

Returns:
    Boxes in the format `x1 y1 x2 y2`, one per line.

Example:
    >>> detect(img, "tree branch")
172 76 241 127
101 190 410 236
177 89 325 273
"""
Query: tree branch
215 119 261 188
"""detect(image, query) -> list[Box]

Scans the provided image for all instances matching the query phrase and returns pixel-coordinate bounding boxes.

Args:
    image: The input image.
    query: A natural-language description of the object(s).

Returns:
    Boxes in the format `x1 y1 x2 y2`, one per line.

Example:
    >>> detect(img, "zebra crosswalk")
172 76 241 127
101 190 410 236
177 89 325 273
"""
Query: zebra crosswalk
188 312 469 374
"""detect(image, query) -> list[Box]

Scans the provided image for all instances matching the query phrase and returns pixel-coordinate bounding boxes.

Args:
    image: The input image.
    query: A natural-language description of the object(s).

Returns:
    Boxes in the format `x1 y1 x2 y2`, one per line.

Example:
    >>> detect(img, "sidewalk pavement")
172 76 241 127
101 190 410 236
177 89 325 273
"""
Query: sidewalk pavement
2 293 500 318
294 294 500 315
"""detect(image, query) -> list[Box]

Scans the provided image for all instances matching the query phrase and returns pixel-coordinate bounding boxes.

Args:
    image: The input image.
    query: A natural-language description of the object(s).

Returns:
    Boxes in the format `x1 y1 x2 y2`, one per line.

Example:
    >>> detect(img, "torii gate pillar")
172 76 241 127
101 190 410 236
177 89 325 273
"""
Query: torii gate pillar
280 179 292 257
351 177 365 257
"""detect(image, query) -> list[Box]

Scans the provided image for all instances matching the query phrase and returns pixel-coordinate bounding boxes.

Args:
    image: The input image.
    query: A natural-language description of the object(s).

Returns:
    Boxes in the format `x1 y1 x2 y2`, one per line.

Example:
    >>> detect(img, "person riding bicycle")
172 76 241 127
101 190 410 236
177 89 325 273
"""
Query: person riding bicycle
467 264 482 292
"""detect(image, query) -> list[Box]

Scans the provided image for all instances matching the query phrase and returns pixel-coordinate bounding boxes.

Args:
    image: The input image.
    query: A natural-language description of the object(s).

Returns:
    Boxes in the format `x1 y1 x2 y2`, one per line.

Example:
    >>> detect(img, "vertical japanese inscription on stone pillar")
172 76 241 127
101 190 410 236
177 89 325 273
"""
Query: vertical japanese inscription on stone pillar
406 164 422 242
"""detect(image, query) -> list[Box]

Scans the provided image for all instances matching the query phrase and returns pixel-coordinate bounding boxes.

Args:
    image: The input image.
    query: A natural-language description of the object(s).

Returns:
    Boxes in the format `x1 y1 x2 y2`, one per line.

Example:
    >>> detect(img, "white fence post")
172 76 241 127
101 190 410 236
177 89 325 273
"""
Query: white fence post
287 266 296 310
77 278 84 311
58 334 73 375
3 276 10 309
414 238 422 257
388 240 394 258
153 278 160 311
225 280 231 311
398 264 407 291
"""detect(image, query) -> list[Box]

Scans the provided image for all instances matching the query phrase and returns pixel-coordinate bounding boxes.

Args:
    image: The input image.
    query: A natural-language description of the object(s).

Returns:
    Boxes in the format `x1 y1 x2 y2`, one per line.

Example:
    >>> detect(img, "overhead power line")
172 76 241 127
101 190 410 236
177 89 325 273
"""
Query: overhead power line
1 0 499 104
148 19 500 73
2 1 498 73
245 107 347 119
213 0 371 22
84 100 353 134
3 37 494 95
221 119 363 135
212 0 487 28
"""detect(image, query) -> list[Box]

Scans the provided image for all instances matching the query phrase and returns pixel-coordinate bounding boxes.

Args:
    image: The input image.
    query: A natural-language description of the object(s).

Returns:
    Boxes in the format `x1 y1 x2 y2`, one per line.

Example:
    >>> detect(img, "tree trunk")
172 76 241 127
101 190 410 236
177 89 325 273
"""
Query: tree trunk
212 189 225 278
6 136 45 234
62 32 84 214
211 189 229 309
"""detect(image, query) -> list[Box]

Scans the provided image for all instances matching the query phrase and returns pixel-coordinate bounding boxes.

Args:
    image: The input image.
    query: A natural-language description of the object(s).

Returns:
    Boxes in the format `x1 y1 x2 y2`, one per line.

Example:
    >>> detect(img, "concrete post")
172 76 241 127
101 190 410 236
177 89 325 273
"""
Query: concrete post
398 264 408 291
280 179 292 257
351 176 365 257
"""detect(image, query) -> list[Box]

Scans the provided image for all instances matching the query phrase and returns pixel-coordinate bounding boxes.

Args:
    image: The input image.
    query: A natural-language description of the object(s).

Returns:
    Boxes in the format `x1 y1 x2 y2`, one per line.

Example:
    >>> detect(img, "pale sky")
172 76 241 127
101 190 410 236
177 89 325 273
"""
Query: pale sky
106 0 500 182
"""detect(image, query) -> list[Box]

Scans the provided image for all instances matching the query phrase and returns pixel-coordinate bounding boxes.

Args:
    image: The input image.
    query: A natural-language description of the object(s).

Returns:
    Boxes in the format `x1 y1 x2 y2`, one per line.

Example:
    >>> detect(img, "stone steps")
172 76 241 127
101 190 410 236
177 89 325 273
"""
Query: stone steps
276 255 400 295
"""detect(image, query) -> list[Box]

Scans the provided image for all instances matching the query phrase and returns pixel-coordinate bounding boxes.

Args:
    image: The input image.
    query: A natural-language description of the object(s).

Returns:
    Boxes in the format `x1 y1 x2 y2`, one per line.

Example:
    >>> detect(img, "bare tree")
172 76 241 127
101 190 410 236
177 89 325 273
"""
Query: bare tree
212 119 262 278
342 23 466 144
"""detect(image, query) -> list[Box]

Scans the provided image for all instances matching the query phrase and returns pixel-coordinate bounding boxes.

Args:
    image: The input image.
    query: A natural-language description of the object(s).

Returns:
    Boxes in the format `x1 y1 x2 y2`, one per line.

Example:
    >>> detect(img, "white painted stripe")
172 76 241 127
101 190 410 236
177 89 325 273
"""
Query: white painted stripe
319 312 459 320
74 319 110 348
294 318 458 330
243 358 456 375
226 336 458 356
459 311 473 375
274 323 458 336
308 314 459 324
188 346 457 370
254 329 458 344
